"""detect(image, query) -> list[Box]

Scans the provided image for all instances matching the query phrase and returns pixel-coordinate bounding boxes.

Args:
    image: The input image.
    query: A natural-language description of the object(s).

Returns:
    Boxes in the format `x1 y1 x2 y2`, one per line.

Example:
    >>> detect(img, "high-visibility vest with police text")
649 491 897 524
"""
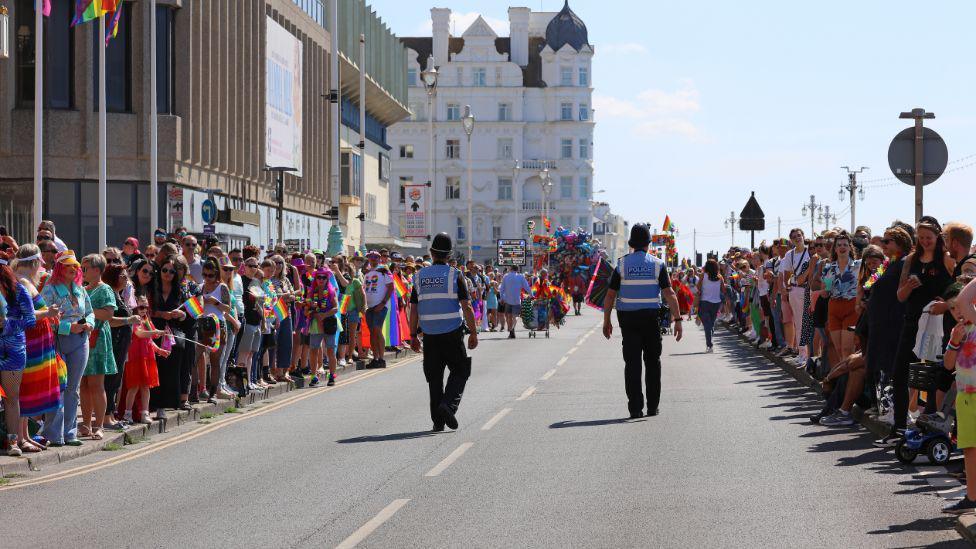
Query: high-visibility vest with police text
414 264 464 335
616 251 662 311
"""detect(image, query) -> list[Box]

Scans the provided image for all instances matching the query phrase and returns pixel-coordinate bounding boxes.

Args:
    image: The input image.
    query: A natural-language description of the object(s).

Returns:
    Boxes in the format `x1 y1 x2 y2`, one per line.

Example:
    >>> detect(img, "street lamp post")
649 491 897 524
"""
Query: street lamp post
421 56 439 240
839 166 868 232
264 166 298 246
724 211 738 247
801 194 823 236
461 105 475 261
539 168 553 235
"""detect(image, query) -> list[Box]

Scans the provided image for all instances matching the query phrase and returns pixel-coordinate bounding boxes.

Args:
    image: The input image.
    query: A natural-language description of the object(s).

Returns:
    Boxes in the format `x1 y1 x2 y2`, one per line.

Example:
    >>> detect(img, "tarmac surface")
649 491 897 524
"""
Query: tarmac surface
1 309 965 548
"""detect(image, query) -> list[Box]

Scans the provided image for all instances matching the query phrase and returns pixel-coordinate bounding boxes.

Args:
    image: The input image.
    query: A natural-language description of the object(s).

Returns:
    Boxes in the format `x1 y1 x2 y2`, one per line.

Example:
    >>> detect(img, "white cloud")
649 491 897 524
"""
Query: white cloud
414 12 509 37
599 42 649 56
593 80 706 141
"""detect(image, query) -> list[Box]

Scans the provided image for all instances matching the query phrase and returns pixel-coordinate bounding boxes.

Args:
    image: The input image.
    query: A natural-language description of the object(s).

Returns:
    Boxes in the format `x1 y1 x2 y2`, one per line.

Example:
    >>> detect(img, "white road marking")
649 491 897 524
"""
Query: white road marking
540 369 556 381
481 408 513 431
567 347 578 355
556 356 568 366
516 385 537 401
425 442 474 477
335 499 410 549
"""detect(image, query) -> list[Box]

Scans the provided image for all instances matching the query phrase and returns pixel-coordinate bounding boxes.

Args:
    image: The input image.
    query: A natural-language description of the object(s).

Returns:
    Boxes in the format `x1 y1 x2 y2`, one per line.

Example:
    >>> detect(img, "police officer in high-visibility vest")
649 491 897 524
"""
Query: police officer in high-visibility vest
602 224 683 419
409 233 479 431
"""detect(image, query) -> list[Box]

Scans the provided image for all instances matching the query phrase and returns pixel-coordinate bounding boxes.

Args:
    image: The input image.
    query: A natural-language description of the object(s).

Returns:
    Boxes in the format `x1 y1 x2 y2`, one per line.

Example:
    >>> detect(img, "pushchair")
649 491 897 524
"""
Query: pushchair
521 297 550 338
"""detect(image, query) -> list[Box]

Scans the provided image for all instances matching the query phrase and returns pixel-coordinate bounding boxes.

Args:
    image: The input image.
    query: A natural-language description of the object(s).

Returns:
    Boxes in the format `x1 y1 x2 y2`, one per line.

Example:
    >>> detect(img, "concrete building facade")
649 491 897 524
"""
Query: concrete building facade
0 0 407 254
387 2 597 262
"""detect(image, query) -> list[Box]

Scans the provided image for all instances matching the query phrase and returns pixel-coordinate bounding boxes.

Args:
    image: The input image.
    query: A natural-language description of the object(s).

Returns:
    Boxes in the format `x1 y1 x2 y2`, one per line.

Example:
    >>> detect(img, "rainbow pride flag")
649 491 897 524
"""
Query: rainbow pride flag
182 295 205 319
105 1 122 44
271 297 289 321
393 276 408 300
339 293 353 314
71 0 115 26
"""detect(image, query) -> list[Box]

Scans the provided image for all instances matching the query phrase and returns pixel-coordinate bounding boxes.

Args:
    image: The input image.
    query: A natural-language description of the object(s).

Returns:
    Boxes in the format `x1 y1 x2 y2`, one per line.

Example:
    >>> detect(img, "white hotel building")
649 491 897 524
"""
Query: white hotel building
388 2 596 262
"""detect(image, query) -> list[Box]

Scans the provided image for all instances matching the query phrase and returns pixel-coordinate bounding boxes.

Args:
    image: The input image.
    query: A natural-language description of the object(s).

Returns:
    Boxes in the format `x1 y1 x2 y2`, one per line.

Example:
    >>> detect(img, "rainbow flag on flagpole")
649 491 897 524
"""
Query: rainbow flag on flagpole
271 298 290 321
182 295 205 319
339 293 353 314
392 276 408 300
105 1 123 44
72 0 111 26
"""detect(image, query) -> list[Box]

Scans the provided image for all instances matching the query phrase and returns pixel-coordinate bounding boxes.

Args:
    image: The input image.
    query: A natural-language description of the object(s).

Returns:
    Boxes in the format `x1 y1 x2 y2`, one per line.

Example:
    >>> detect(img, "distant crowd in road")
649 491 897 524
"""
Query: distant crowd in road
680 218 976 516
0 222 584 458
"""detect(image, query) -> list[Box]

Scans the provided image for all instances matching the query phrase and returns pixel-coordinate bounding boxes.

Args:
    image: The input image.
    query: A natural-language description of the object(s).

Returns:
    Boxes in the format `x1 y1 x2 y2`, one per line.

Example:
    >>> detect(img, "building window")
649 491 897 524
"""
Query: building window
498 102 511 121
559 215 572 228
456 67 463 85
340 150 362 198
495 66 503 85
560 176 573 199
399 144 414 158
497 178 513 201
578 176 589 198
473 67 487 87
398 176 413 203
579 216 589 230
16 0 75 109
492 225 502 240
156 6 176 114
445 177 461 200
446 103 460 121
497 138 513 160
579 66 589 87
560 139 573 159
456 217 466 242
407 68 417 86
446 139 460 159
379 153 390 186
579 102 589 121
579 138 590 159
91 6 133 112
560 102 572 121
365 193 377 220
560 66 573 86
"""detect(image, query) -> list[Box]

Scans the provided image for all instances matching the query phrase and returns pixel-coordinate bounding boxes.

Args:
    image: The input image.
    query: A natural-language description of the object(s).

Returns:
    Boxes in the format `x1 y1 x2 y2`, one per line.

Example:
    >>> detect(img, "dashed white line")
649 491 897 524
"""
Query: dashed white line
556 356 568 366
516 385 537 401
335 498 410 549
481 408 513 431
540 368 556 381
424 442 474 477
567 346 578 355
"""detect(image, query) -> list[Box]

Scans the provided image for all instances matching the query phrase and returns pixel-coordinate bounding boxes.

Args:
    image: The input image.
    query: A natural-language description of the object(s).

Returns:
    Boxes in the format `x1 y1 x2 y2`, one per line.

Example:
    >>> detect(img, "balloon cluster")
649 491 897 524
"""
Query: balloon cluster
532 227 608 285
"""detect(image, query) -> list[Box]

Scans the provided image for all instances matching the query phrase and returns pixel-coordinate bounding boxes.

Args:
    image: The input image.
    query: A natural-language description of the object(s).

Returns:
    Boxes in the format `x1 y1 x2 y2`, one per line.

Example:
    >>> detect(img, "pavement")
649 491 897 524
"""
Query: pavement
0 309 966 548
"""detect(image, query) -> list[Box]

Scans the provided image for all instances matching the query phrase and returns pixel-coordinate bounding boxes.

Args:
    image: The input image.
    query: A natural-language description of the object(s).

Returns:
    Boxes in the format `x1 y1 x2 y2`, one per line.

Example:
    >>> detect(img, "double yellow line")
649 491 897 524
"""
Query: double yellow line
1 356 420 491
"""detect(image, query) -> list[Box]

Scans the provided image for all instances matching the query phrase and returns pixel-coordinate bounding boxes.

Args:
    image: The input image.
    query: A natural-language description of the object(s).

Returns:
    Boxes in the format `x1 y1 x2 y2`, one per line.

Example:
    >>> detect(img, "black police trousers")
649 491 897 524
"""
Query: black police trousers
617 309 663 414
423 328 471 426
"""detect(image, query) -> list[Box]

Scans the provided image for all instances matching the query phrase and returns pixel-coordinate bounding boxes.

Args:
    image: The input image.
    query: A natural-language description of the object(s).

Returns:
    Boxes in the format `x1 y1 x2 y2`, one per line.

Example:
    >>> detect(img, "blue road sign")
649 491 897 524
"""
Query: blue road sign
201 199 218 224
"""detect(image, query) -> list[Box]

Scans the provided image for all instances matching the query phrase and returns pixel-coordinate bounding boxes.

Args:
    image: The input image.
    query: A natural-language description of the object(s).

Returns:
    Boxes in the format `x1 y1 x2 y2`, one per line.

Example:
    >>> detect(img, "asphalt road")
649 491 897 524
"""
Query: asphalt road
1 309 966 548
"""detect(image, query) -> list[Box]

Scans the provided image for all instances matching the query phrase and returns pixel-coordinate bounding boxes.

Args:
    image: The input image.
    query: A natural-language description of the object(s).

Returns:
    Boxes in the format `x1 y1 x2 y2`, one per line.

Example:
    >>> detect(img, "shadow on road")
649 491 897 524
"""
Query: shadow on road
336 430 440 444
549 418 646 429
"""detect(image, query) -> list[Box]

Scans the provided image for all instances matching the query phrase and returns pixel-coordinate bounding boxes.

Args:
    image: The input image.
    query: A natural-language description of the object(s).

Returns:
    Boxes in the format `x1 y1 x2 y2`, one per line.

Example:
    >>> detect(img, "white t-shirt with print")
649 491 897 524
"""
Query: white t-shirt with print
363 269 393 308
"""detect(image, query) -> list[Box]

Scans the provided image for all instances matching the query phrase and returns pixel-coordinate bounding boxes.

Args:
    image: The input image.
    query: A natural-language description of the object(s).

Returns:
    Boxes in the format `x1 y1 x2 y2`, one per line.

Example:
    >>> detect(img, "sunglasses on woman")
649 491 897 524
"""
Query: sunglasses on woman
244 263 258 269
161 268 176 275
221 266 235 272
203 272 217 279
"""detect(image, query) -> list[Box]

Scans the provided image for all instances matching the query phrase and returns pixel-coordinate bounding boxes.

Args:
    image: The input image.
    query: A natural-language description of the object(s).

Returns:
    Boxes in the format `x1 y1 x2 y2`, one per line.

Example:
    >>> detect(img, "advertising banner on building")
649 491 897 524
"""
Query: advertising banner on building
402 185 427 238
265 18 303 176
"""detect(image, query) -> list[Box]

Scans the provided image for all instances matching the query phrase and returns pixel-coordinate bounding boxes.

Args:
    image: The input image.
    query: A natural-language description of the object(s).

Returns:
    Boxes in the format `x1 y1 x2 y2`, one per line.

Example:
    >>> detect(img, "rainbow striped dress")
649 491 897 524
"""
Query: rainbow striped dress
20 292 62 417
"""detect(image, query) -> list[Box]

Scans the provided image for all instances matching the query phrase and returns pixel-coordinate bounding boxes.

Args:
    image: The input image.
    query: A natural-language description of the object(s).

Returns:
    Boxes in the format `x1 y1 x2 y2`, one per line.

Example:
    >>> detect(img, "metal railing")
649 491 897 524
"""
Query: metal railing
522 201 557 211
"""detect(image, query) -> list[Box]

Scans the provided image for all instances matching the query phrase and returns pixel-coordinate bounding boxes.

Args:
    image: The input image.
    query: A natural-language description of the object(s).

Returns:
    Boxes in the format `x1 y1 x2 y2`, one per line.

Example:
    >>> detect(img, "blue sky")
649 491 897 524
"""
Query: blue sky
367 0 976 253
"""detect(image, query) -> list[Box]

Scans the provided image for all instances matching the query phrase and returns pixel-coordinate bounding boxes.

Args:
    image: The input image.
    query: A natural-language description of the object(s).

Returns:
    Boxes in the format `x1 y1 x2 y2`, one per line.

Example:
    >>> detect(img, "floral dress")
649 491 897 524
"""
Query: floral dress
84 283 118 376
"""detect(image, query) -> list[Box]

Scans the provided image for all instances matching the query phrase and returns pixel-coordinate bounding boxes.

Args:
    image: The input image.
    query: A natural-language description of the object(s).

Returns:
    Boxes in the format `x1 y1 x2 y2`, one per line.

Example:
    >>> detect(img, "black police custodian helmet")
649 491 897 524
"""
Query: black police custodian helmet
628 223 651 249
430 232 453 254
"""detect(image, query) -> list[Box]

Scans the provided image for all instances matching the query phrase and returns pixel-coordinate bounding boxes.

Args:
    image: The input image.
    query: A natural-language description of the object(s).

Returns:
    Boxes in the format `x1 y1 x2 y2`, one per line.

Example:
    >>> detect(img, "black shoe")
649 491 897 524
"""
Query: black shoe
810 412 826 425
508 331 516 339
629 411 644 419
438 403 459 430
309 376 320 388
366 360 379 369
432 424 445 433
943 497 976 515
646 408 659 417
377 360 387 369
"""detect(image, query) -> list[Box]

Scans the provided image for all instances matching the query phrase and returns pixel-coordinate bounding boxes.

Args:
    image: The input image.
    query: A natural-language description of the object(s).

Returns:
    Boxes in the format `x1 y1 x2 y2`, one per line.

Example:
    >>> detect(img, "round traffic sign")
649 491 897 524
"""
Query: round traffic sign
201 199 218 224
887 126 948 187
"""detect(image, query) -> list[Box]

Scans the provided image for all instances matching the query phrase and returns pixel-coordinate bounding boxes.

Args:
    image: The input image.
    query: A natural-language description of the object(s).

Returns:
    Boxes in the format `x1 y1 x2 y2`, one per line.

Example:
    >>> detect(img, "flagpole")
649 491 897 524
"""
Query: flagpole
33 0 44 235
150 0 158 231
98 13 107 250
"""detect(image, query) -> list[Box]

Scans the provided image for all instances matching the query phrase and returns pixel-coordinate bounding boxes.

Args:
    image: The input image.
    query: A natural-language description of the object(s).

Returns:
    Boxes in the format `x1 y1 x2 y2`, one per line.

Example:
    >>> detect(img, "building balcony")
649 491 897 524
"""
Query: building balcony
522 201 557 211
517 160 557 171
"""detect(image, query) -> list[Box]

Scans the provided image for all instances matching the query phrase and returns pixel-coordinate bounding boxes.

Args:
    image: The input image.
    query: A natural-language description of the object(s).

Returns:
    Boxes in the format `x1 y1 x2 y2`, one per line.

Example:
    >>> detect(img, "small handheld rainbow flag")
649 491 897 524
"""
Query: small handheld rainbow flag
182 295 205 319
339 293 353 314
271 298 289 321
393 276 408 299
